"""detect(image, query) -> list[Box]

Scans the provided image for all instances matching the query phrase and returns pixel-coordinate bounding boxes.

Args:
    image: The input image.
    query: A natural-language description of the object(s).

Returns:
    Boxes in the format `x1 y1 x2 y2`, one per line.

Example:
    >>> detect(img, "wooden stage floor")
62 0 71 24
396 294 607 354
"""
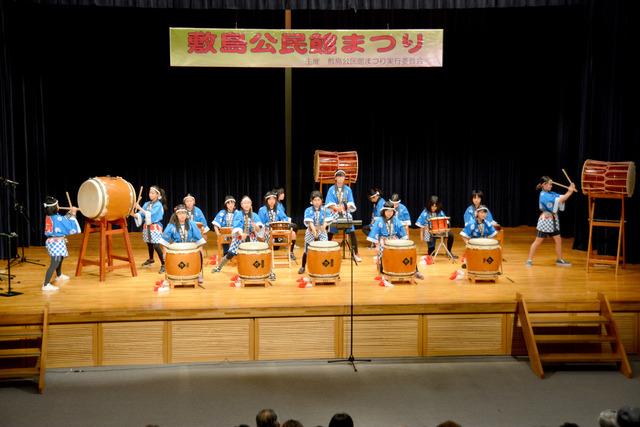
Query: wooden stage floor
1 227 638 367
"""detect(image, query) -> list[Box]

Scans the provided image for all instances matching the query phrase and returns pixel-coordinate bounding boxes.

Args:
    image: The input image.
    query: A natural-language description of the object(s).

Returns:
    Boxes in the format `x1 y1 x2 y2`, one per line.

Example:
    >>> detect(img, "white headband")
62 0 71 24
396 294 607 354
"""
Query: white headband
43 200 58 208
150 186 162 200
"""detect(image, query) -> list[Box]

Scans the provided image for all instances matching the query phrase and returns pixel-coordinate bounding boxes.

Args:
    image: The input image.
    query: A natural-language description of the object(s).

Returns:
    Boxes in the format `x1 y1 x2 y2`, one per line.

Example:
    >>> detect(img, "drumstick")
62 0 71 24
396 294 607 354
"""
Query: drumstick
549 180 571 190
133 186 144 212
562 169 579 191
65 191 73 208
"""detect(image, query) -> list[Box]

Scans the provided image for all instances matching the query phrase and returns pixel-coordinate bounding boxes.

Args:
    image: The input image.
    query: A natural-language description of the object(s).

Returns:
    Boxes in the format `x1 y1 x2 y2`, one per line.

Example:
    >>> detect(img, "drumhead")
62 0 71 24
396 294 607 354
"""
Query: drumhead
467 238 499 247
385 239 415 247
239 241 269 251
166 242 198 252
77 178 105 219
627 162 636 197
309 241 339 249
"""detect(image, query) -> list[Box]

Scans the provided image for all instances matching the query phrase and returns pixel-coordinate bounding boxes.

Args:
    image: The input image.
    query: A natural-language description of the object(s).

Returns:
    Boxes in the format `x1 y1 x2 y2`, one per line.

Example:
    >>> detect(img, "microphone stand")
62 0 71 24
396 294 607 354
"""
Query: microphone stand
0 232 22 297
328 217 369 372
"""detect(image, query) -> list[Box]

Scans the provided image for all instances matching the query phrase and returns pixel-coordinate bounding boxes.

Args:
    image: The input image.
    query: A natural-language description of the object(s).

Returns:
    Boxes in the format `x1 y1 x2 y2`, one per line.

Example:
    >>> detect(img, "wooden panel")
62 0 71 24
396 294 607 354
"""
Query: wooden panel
425 314 506 356
613 312 638 354
48 324 96 368
171 319 251 362
257 317 335 360
102 322 164 365
343 315 420 358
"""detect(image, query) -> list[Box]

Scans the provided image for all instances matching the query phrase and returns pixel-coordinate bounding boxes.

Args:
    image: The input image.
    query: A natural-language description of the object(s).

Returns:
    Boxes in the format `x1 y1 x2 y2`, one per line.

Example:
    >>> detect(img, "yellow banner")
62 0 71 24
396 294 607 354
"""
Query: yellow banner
170 28 443 68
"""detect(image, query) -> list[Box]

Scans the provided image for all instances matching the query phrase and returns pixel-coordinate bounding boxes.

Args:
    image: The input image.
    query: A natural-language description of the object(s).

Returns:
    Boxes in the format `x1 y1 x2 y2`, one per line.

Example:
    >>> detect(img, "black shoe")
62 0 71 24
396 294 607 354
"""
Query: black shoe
159 265 166 274
142 259 155 267
290 252 297 261
451 254 459 259
268 272 276 280
298 267 305 274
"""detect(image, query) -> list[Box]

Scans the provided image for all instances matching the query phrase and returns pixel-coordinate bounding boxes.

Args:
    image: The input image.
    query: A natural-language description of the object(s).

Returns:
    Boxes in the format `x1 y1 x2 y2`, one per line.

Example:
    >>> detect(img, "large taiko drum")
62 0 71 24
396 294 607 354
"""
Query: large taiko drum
237 242 271 280
314 150 359 183
307 241 341 280
165 242 202 281
466 238 502 276
430 216 450 234
581 159 635 197
77 176 136 222
382 239 417 279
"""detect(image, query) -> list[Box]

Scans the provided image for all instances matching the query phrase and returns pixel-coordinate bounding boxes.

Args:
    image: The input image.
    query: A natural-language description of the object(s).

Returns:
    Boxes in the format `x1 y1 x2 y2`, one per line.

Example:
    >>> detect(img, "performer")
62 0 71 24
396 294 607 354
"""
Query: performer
212 196 274 279
133 185 167 273
460 205 498 244
389 193 412 236
258 191 290 244
298 190 334 274
41 196 81 291
367 201 424 280
212 195 237 256
362 187 385 238
325 169 362 262
273 187 298 260
415 195 456 258
463 190 499 228
159 204 207 286
183 193 210 237
526 176 576 266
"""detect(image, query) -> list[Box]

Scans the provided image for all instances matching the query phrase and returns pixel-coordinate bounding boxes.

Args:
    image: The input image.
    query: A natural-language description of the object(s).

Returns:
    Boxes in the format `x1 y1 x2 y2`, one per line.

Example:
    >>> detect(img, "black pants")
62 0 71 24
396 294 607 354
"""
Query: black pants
147 243 165 264
44 255 63 285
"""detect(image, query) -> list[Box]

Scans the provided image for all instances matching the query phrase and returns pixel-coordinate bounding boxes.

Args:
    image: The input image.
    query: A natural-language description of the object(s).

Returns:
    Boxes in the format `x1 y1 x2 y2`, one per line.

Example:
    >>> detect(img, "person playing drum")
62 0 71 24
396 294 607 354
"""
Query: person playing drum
132 185 167 273
211 195 236 257
463 190 499 229
258 191 290 244
460 205 498 244
212 196 274 278
389 193 412 236
325 169 362 263
526 176 576 267
273 187 298 261
41 196 81 291
362 187 385 238
415 195 456 258
367 201 424 280
183 193 209 238
298 190 334 274
159 204 207 288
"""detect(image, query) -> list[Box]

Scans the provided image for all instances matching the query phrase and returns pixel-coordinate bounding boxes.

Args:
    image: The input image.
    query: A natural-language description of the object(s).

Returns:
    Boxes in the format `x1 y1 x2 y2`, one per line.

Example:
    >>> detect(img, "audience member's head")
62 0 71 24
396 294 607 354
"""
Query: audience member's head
617 406 640 427
256 409 279 427
329 413 353 427
282 420 303 427
559 423 579 427
436 421 462 427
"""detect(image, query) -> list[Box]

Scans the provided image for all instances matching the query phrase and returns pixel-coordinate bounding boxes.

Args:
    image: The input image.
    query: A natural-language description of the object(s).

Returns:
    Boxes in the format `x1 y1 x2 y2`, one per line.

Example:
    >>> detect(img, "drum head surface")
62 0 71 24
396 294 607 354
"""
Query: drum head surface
167 242 198 251
385 239 414 247
468 238 499 246
77 178 104 219
309 240 339 248
628 162 636 197
239 242 269 250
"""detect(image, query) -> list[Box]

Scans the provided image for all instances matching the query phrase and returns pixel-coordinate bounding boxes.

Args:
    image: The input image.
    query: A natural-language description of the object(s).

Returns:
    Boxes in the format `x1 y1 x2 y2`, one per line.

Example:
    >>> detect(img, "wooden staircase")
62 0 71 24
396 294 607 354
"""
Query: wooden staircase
0 306 49 393
516 293 632 378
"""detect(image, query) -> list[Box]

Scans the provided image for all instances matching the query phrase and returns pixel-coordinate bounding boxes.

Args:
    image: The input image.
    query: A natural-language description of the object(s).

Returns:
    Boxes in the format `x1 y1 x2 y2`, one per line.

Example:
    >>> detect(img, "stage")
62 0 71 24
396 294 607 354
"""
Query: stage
1 227 638 368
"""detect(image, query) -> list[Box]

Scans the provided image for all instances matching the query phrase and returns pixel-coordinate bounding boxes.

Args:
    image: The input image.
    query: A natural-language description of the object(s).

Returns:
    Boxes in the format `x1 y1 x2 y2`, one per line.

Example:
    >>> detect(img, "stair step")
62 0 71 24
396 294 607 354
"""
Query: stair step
535 334 616 344
531 315 609 325
539 352 622 363
0 348 42 358
0 367 40 379
0 327 42 340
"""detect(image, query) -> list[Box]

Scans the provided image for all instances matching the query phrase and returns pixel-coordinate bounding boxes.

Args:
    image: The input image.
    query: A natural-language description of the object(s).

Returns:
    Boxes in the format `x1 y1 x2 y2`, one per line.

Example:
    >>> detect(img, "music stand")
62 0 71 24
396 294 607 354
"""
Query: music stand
0 232 22 297
333 216 362 264
329 217 370 371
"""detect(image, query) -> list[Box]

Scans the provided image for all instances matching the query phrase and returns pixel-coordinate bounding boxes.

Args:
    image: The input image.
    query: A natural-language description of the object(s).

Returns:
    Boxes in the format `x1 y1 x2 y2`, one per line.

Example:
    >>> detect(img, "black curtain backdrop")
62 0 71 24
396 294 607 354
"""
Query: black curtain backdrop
1 0 638 262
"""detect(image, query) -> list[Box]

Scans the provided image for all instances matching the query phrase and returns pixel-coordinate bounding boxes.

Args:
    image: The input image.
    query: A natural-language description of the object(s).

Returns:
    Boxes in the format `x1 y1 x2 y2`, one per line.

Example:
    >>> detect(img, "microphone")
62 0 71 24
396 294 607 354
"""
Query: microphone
0 177 19 186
